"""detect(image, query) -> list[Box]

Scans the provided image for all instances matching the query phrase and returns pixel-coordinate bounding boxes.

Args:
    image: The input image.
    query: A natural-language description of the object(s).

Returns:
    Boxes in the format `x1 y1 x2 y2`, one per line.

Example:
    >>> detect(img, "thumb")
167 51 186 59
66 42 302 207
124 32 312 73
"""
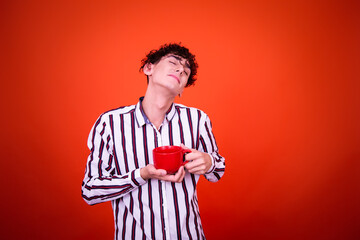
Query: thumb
180 143 190 149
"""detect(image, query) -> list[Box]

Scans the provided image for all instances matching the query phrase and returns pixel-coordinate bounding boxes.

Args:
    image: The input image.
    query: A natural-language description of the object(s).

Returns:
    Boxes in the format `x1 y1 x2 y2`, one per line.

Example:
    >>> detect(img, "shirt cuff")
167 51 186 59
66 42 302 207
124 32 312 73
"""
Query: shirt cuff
131 169 147 186
205 153 216 174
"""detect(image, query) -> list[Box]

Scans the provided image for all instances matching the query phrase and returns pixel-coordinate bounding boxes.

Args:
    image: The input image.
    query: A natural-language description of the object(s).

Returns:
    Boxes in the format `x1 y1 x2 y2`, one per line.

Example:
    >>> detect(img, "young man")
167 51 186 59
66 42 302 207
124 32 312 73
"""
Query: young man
82 43 225 240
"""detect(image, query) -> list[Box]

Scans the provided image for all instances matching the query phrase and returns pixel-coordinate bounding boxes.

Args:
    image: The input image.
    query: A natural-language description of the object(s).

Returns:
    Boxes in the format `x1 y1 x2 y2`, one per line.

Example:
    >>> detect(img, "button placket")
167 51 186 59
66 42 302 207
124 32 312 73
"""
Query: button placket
153 125 170 239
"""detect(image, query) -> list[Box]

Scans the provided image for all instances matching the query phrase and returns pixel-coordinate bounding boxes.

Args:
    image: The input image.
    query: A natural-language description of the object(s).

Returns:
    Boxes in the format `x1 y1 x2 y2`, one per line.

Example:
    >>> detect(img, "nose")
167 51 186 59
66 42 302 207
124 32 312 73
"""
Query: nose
175 64 185 74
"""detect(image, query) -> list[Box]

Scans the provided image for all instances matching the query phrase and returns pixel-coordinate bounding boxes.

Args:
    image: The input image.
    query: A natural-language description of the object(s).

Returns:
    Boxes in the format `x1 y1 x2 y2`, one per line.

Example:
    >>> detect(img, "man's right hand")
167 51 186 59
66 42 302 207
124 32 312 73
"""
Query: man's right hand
140 164 185 183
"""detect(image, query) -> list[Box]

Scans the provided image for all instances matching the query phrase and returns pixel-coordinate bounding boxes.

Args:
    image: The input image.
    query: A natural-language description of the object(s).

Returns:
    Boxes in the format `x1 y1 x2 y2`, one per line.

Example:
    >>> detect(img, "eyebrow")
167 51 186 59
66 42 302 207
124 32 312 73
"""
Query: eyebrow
168 55 190 69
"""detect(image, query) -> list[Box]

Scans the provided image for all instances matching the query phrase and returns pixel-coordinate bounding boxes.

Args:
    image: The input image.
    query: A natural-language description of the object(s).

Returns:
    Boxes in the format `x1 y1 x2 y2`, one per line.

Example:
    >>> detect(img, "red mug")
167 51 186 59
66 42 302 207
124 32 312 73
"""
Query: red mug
153 146 192 174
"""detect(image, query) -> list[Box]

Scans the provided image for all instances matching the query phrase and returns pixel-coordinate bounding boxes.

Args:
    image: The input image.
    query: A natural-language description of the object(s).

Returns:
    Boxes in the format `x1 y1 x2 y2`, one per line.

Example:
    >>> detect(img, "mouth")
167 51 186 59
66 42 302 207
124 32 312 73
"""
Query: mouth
168 74 180 84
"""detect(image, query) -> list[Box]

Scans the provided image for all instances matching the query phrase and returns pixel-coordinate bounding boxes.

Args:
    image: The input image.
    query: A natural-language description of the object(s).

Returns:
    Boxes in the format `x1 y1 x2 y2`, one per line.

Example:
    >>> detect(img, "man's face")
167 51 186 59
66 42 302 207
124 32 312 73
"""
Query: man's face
145 54 191 96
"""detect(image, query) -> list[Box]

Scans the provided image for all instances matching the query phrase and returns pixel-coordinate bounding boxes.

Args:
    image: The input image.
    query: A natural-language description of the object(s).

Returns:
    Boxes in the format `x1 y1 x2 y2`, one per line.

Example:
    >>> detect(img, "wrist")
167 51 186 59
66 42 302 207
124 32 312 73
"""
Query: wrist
205 153 215 174
140 167 150 180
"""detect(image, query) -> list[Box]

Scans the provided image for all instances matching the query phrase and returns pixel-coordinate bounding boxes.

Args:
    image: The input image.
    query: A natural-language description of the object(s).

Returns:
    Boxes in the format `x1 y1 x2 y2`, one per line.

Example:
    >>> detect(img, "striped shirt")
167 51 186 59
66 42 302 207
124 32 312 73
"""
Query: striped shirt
81 98 225 240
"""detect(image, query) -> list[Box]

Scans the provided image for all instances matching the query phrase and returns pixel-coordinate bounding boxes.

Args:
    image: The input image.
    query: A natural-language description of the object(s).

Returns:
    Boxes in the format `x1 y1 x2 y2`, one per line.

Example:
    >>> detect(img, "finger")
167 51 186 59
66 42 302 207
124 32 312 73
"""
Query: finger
186 161 208 173
184 158 203 169
174 166 184 179
187 150 205 159
185 152 199 161
187 166 206 175
169 166 185 182
160 170 184 182
155 169 167 176
176 167 186 182
149 166 167 177
180 143 190 149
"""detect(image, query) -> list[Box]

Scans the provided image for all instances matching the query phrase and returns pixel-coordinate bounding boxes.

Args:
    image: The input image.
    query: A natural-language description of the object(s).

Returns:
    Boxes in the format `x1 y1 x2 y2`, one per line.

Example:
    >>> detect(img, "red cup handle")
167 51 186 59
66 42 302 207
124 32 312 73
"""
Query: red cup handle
181 149 192 166
182 161 189 166
183 149 192 154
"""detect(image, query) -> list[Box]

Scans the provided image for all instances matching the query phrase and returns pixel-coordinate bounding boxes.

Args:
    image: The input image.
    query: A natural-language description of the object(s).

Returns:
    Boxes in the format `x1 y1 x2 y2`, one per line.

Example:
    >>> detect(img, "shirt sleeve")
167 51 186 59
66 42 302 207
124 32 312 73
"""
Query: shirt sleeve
198 114 225 182
81 114 147 205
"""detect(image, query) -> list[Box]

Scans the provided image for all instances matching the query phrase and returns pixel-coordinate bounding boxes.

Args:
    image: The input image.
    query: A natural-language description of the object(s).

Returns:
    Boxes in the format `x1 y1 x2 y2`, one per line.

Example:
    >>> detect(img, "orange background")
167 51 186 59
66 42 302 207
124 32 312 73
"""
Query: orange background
1 0 359 239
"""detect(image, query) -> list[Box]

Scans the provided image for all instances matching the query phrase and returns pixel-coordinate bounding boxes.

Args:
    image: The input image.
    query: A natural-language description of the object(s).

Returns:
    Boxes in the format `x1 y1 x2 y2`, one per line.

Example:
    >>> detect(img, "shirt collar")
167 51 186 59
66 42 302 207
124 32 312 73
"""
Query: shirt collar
135 97 177 128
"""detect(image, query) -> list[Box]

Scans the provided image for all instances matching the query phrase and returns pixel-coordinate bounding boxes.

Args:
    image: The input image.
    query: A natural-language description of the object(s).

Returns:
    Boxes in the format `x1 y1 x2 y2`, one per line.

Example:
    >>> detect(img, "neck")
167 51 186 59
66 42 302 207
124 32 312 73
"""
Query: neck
142 85 175 129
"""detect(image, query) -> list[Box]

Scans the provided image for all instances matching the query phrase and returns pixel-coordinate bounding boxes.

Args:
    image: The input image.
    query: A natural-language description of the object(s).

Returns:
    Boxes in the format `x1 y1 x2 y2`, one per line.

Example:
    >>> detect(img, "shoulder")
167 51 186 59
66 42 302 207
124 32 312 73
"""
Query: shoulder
89 104 137 134
95 104 137 123
174 103 209 118
103 104 136 116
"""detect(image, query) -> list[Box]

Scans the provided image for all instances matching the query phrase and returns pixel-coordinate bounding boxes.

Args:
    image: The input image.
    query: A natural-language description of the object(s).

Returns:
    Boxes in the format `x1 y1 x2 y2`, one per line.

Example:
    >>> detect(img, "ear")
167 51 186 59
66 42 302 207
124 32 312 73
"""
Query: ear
143 63 153 76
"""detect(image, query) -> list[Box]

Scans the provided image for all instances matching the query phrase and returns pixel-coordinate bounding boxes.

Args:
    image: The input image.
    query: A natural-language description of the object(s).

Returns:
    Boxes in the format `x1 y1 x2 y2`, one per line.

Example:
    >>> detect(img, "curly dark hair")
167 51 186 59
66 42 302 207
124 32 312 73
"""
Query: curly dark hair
139 43 198 87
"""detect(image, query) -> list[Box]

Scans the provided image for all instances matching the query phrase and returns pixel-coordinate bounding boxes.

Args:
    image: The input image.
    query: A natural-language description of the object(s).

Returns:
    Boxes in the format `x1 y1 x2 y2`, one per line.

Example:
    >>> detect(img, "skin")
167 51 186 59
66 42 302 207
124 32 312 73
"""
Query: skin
139 54 212 182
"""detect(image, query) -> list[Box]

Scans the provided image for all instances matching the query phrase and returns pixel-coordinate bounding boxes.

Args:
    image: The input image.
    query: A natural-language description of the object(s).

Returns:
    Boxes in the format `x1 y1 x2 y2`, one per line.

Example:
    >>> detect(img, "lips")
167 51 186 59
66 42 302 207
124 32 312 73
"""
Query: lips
168 74 180 84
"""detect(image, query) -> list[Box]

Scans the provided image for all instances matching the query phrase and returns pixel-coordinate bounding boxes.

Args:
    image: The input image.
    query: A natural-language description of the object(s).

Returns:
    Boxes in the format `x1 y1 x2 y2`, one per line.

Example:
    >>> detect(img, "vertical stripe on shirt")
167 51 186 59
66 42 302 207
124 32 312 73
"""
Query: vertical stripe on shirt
121 205 128 239
176 106 185 144
186 108 195 149
120 114 129 173
131 111 139 169
171 182 182 239
109 114 121 175
159 181 166 240
115 199 120 240
144 125 156 239
195 109 201 149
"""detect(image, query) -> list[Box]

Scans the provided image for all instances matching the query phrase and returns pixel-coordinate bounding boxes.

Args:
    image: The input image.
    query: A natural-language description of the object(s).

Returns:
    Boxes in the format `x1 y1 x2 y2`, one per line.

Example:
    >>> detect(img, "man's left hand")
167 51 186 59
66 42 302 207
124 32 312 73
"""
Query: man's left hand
181 144 212 175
